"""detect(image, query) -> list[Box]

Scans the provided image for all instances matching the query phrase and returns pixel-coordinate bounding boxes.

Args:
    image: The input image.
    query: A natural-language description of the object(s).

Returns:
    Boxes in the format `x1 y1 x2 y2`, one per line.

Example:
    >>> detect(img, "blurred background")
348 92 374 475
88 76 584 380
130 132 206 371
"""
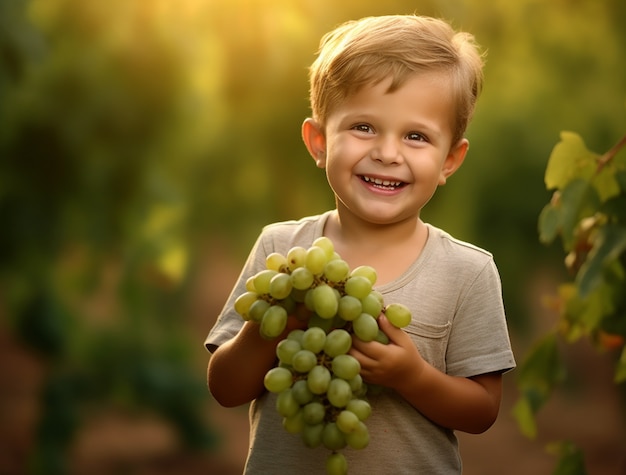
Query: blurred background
1 0 624 473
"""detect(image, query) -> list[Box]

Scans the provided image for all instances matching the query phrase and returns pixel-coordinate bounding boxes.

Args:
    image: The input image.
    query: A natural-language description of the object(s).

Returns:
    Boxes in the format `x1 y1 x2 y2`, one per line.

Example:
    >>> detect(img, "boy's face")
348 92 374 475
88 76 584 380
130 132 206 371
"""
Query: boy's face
303 71 468 226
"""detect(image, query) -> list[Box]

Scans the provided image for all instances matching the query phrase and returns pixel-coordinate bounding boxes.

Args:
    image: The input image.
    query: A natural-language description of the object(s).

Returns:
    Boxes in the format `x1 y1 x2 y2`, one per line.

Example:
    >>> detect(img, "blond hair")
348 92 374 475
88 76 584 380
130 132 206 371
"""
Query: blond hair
308 15 485 143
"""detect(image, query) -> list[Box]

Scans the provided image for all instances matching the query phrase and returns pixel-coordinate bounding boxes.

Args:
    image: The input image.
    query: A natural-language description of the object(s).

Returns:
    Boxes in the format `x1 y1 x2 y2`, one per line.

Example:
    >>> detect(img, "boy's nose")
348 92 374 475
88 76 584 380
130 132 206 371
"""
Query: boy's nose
371 135 402 164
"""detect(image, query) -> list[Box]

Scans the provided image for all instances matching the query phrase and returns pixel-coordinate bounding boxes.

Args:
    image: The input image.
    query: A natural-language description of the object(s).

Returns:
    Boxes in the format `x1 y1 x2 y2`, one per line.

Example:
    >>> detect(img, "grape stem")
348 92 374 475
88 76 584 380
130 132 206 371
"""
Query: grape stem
597 134 626 172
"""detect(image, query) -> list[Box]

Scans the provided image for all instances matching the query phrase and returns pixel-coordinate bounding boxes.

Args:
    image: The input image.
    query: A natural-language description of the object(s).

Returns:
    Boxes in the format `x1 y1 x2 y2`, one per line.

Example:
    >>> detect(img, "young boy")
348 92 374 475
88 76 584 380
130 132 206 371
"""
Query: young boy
206 14 515 474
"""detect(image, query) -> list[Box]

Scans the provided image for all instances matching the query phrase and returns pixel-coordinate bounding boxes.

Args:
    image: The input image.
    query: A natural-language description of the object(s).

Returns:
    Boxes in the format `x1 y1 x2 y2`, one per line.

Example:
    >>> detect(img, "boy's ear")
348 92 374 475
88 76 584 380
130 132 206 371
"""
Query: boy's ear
302 118 327 168
439 138 469 185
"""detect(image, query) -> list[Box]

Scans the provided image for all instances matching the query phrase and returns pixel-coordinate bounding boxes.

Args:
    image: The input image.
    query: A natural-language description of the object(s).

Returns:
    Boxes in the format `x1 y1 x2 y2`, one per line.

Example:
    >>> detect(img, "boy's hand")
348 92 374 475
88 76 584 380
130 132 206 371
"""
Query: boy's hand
349 315 424 389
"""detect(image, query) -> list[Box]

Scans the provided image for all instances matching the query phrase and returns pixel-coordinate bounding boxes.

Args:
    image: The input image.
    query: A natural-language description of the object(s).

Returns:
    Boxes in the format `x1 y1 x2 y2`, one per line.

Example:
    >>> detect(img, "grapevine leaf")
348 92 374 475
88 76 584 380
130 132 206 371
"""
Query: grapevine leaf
563 281 615 341
592 164 621 202
547 441 588 475
538 203 561 244
603 193 626 222
558 179 600 250
512 397 537 439
513 334 565 439
615 347 626 383
516 333 565 400
615 169 626 190
545 132 598 191
577 224 626 297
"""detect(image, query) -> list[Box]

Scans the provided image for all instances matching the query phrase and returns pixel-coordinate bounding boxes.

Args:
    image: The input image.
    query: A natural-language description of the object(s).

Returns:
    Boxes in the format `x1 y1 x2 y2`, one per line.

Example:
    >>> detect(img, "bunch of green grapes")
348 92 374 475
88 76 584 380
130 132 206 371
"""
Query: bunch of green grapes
234 237 411 475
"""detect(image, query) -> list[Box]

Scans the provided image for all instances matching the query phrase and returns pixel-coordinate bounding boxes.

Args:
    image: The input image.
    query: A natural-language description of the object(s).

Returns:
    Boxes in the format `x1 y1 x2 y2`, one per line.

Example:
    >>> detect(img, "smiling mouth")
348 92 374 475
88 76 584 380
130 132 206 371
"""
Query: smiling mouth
360 175 406 190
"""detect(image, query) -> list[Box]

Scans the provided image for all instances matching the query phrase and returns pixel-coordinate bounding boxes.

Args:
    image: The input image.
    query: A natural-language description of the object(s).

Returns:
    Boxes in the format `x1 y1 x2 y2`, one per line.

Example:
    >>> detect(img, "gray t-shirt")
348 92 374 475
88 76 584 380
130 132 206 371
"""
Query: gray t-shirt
206 211 516 474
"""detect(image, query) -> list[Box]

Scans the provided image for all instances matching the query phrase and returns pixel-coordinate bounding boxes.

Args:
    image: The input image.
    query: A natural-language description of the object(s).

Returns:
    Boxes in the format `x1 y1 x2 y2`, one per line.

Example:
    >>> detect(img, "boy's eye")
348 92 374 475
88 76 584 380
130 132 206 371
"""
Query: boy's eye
407 132 427 142
352 124 373 133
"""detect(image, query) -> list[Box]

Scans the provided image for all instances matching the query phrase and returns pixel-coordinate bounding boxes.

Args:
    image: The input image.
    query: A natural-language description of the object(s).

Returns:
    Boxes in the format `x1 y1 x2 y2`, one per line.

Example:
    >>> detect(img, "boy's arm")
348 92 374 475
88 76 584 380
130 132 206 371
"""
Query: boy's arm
207 321 279 407
207 315 308 407
350 316 502 434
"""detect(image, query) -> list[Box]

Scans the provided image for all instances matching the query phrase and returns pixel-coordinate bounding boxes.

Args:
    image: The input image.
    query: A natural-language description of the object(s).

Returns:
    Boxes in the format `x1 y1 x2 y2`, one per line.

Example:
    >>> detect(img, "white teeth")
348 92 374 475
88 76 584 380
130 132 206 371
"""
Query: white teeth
362 176 402 187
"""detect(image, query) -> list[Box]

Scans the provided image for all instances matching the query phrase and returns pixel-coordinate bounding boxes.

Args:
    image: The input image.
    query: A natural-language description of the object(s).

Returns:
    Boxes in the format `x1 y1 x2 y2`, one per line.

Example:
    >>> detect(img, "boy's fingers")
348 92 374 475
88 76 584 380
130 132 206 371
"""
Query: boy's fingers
377 315 406 344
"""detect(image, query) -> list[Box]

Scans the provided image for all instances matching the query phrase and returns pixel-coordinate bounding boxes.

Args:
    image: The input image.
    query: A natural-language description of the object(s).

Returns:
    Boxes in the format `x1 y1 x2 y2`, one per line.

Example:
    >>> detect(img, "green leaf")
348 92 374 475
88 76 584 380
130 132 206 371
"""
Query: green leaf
603 192 626 222
517 333 565 398
615 169 626 191
615 347 626 383
545 132 598 191
538 202 561 244
592 164 621 202
577 224 626 296
547 441 588 475
558 179 600 250
512 396 537 439
564 282 615 338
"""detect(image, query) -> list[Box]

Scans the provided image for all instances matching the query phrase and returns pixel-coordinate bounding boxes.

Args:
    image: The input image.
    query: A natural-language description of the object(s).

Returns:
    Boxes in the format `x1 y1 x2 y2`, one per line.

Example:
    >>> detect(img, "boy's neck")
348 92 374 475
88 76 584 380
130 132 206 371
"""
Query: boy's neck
324 209 428 286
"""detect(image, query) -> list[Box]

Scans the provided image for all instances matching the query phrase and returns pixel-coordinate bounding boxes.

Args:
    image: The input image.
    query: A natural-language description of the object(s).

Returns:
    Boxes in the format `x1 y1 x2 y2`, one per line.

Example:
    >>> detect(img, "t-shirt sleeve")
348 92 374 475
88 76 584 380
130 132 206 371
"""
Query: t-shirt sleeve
204 232 269 353
445 258 516 377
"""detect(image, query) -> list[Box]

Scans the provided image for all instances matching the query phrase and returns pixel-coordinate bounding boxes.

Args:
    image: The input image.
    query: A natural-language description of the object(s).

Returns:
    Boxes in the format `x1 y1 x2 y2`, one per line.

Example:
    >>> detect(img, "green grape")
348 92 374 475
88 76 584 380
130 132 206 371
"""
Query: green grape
287 328 305 343
384 302 412 328
344 275 373 299
304 287 316 311
264 367 293 393
283 410 305 434
276 389 300 417
290 287 308 303
312 284 339 319
352 313 379 342
302 423 324 448
302 401 326 425
324 329 352 357
276 338 302 365
336 409 360 434
305 246 328 275
291 266 314 290
332 315 348 330
348 374 364 394
345 421 369 449
245 276 256 292
312 236 335 260
350 265 377 285
374 329 390 345
326 452 348 475
337 295 362 321
365 383 385 396
327 378 352 408
234 291 259 320
370 290 385 306
280 295 297 315
331 354 360 380
301 327 326 353
361 292 383 318
308 313 334 333
253 269 278 294
266 252 288 272
323 259 350 283
269 272 293 300
292 349 318 373
260 305 288 339
287 246 307 271
248 298 271 323
322 422 347 451
291 379 314 405
346 399 371 421
307 365 331 395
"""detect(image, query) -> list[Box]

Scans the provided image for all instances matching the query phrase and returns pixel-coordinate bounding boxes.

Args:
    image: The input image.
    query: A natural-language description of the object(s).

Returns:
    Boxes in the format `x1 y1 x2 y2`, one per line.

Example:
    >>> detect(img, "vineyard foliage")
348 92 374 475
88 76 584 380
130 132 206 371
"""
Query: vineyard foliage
514 132 626 473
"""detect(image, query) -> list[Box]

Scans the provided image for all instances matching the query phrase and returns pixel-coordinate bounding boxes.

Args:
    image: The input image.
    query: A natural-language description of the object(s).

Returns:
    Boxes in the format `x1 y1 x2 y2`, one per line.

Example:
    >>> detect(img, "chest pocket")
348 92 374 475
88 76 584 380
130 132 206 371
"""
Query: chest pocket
404 320 452 373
